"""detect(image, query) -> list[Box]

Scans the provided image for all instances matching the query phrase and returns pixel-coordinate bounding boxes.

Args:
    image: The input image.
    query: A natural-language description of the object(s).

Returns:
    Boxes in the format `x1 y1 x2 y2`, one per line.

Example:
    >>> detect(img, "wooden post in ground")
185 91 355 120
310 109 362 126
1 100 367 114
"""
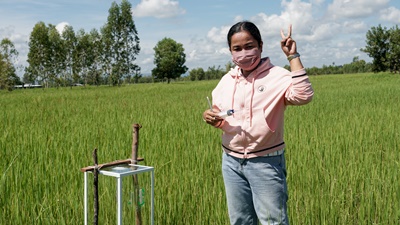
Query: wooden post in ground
132 124 142 225
93 148 99 225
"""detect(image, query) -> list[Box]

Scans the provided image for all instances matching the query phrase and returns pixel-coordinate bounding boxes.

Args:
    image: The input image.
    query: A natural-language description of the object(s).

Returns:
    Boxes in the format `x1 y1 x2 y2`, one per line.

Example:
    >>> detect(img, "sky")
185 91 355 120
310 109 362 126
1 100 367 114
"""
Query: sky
0 0 400 76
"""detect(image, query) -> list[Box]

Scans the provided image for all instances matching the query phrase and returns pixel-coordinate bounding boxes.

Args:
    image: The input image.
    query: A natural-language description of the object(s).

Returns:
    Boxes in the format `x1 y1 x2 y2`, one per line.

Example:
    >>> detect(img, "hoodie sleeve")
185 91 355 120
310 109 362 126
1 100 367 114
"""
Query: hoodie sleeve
284 68 314 105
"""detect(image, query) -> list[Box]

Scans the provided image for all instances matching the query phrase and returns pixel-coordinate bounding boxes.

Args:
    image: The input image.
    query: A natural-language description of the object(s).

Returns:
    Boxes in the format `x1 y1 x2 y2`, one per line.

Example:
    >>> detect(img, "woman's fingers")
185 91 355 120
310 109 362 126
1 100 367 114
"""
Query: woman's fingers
280 24 292 39
280 29 286 39
287 24 292 38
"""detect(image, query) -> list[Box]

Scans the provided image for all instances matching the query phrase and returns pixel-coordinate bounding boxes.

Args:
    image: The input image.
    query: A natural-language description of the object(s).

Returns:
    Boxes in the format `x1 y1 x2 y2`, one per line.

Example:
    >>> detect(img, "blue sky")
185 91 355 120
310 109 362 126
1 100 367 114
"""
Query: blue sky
1 0 399 76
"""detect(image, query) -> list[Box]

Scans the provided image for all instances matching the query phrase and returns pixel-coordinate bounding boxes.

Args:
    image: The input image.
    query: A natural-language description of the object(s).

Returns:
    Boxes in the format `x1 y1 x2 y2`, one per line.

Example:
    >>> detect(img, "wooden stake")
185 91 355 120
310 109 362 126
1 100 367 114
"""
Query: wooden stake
132 124 142 162
93 148 99 225
132 124 142 225
80 158 144 173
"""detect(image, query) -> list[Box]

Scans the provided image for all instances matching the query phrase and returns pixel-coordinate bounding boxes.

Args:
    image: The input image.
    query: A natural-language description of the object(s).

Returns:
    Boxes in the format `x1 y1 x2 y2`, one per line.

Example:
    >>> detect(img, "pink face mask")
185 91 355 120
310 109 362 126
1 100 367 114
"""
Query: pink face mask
231 48 261 71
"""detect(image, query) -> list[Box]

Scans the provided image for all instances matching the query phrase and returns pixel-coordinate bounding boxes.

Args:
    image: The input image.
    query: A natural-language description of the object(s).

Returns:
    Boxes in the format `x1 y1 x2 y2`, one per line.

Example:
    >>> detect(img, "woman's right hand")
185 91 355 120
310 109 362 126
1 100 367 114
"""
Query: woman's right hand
203 109 223 127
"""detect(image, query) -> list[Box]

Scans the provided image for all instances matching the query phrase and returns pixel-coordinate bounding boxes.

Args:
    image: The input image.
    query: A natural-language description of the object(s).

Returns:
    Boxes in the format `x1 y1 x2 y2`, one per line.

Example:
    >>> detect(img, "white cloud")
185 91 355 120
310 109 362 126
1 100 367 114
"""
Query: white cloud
188 49 197 61
199 0 380 69
303 22 342 42
0 26 15 39
342 21 367 33
380 7 400 23
0 26 29 69
233 15 244 23
207 26 230 44
56 22 69 35
327 0 390 19
132 0 186 19
203 0 316 51
253 0 314 38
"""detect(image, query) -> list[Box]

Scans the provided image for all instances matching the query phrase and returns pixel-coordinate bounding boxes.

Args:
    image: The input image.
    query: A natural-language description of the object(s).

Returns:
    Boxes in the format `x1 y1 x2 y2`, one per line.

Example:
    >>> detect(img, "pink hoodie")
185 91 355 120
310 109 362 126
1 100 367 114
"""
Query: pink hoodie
212 57 314 159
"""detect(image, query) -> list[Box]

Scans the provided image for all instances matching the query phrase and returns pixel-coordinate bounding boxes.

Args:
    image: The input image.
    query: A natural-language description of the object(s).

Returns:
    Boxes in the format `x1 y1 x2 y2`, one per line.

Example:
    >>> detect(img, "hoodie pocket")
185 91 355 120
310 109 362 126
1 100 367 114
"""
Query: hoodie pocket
253 108 274 133
241 108 275 147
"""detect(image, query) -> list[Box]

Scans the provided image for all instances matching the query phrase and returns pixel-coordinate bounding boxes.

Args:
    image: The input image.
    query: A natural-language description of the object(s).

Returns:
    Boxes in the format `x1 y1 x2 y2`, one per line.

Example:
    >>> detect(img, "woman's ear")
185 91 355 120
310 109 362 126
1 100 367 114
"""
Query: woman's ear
259 41 263 53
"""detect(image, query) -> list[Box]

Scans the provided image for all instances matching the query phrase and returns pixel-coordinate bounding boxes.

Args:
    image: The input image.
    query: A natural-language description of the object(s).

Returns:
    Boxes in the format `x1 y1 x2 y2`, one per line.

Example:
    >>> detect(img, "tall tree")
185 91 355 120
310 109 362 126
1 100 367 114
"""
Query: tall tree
47 24 65 86
101 0 140 86
25 21 51 86
361 25 390 73
75 29 91 85
152 37 188 83
61 25 78 86
387 25 400 73
120 0 141 80
86 29 104 86
0 38 20 90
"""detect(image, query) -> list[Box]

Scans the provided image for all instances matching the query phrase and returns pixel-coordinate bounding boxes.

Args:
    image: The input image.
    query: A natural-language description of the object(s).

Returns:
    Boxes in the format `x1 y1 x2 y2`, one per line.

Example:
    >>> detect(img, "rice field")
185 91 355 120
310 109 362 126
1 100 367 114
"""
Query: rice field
1 73 399 225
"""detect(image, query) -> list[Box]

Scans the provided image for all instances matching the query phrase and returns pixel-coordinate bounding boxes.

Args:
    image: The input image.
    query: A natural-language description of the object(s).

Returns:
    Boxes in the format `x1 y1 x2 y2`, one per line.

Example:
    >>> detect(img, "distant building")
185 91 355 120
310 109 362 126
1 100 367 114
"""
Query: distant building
14 84 42 89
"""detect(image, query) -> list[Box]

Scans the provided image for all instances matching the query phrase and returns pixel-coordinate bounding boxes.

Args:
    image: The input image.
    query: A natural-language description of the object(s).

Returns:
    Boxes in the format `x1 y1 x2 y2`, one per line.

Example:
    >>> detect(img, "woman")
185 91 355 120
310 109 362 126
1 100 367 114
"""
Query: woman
202 21 314 225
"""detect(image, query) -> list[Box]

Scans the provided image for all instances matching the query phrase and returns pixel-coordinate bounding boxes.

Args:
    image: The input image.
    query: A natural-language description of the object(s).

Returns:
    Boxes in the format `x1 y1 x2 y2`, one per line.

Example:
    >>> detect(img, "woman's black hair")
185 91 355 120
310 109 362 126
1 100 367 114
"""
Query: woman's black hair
227 21 262 49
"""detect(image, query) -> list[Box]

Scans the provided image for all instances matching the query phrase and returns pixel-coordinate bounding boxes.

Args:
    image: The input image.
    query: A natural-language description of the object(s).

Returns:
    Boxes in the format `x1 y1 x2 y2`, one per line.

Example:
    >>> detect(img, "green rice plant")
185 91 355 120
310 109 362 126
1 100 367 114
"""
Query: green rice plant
0 73 399 224
285 73 400 225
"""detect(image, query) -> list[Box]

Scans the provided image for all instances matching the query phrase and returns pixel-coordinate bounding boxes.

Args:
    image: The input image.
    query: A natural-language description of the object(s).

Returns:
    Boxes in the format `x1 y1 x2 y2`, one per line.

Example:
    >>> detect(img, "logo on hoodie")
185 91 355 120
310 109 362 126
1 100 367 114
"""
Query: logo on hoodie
257 85 266 93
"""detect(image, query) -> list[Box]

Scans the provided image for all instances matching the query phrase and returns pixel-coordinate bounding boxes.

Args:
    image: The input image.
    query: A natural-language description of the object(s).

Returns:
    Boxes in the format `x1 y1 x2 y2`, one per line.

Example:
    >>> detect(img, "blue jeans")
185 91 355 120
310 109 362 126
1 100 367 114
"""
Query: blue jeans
222 151 289 225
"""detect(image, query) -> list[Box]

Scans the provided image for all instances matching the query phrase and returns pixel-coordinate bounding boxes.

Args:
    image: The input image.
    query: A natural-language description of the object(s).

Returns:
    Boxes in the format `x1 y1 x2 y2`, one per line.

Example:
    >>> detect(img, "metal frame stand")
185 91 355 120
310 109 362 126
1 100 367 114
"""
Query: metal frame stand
84 164 154 225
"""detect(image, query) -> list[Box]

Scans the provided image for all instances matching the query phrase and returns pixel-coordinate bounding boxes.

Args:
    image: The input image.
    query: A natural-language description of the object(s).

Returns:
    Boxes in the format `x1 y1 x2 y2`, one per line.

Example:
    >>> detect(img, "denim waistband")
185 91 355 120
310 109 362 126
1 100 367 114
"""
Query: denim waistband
263 149 284 157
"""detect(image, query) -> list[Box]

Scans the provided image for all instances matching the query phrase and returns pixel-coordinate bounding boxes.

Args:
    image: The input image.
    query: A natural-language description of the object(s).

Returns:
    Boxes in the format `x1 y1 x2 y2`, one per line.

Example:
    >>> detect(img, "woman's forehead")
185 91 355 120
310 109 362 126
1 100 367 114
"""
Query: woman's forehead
231 31 257 45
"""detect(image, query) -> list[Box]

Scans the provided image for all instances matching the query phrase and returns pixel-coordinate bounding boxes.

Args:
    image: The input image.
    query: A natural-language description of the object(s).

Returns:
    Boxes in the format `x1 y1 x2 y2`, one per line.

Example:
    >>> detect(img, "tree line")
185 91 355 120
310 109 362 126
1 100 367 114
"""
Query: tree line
187 55 373 81
188 25 400 80
1 9 399 90
24 0 140 88
303 25 400 76
0 0 189 89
